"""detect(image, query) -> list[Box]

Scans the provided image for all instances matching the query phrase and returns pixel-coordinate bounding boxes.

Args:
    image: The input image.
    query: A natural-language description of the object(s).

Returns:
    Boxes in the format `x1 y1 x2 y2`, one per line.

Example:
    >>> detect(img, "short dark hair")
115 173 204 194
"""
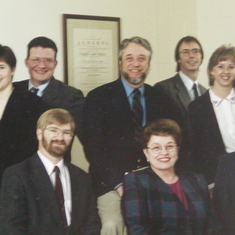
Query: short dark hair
141 119 182 149
119 36 152 62
37 108 75 134
0 45 16 70
207 45 235 86
175 36 204 72
27 36 58 59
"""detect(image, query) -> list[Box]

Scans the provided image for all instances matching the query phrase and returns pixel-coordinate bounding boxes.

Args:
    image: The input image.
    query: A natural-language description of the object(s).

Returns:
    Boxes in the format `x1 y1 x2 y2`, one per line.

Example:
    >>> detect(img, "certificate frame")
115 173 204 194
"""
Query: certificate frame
63 14 120 96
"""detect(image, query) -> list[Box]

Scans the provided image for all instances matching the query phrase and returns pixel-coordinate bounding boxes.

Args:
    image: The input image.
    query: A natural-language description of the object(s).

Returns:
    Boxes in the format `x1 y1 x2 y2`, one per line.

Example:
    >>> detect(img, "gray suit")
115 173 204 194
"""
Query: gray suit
154 73 207 170
0 154 101 235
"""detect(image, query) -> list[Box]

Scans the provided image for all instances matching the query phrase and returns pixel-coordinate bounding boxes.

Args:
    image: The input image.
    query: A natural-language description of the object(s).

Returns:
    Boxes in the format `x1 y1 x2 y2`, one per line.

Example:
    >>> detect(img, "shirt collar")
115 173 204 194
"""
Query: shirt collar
209 88 235 107
121 77 145 98
29 79 50 97
37 150 65 176
179 71 199 92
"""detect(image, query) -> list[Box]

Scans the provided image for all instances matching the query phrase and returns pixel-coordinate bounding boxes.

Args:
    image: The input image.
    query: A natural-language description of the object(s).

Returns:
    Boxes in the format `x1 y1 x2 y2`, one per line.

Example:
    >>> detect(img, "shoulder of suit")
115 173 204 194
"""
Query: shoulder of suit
153 74 179 88
50 78 82 93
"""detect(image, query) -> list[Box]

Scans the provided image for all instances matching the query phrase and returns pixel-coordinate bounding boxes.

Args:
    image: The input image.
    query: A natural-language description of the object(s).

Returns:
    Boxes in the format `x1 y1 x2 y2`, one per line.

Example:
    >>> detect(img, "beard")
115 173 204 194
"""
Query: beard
121 69 149 86
42 135 70 158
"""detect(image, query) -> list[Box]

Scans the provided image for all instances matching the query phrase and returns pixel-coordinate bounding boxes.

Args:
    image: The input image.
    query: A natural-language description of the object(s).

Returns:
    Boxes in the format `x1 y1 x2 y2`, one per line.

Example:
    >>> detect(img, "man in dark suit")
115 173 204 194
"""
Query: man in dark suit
214 152 235 235
0 109 101 235
82 36 174 235
154 36 207 167
13 37 85 136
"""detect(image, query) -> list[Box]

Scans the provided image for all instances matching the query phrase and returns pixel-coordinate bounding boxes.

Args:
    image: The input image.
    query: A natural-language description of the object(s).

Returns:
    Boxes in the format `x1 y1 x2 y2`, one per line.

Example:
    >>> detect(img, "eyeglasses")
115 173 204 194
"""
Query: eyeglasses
44 127 74 139
29 58 55 66
179 49 201 57
146 144 177 154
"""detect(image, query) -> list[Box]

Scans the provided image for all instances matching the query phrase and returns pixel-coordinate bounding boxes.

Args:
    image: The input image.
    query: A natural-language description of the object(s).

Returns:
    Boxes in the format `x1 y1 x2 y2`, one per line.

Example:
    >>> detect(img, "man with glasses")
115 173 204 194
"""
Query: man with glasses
154 36 206 169
0 109 101 234
14 37 85 137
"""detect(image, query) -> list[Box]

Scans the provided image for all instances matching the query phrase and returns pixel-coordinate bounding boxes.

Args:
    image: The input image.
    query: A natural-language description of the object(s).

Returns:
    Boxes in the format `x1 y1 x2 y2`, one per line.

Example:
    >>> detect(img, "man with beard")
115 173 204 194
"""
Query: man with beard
82 36 172 235
0 109 101 235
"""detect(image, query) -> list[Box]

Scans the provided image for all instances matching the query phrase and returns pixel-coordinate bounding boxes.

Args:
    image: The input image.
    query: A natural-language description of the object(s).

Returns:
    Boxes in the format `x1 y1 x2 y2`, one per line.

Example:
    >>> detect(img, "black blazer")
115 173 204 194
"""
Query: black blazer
13 77 85 136
82 79 174 196
188 90 226 184
214 152 235 235
0 154 101 235
0 88 46 181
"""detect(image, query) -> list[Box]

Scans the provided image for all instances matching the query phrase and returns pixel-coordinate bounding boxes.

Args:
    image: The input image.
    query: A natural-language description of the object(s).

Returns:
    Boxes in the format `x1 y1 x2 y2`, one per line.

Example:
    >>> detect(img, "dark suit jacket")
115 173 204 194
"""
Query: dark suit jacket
188 91 226 185
0 88 46 181
82 79 174 196
0 154 101 235
13 77 85 136
122 167 212 235
214 152 235 235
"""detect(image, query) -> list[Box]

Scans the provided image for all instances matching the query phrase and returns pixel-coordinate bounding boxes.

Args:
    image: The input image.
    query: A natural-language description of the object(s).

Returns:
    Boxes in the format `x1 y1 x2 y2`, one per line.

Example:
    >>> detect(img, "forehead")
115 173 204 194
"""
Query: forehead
46 123 72 130
148 135 175 145
122 43 149 58
29 46 56 58
179 41 200 51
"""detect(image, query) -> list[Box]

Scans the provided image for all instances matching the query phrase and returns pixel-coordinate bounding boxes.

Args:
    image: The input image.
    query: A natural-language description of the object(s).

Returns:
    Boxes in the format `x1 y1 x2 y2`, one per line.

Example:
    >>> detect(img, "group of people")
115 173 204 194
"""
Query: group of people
0 34 234 235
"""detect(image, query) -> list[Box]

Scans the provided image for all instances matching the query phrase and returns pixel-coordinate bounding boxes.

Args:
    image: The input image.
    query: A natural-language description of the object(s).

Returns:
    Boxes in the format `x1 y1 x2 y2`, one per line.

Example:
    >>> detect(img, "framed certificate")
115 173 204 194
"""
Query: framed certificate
63 14 120 96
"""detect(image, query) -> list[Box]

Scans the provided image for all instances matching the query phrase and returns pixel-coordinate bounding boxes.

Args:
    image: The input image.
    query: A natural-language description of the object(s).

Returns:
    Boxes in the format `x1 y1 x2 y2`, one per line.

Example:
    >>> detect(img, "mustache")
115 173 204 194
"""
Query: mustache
51 140 66 145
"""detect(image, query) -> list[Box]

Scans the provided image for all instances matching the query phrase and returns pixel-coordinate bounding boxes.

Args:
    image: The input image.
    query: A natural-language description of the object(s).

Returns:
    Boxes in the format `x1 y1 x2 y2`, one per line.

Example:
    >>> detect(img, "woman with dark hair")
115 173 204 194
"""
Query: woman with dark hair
0 44 46 180
188 45 235 193
122 119 215 234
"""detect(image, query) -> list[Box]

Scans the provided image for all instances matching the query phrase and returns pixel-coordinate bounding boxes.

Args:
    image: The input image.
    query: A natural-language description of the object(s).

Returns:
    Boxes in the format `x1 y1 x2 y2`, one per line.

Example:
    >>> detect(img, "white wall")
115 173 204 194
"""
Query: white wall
197 0 235 88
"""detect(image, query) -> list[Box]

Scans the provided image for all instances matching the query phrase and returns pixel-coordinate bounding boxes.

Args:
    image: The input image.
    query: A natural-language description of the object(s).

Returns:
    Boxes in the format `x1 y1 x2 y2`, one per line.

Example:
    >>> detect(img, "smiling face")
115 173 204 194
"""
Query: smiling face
0 61 14 92
143 135 178 174
25 46 57 87
37 123 72 159
210 59 235 89
119 43 150 88
178 41 202 77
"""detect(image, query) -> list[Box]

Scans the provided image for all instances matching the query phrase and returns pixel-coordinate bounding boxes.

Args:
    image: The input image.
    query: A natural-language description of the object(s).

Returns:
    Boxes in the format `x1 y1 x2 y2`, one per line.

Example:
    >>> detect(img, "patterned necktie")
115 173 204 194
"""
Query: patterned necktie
29 87 39 95
192 83 199 100
54 166 67 227
132 88 143 127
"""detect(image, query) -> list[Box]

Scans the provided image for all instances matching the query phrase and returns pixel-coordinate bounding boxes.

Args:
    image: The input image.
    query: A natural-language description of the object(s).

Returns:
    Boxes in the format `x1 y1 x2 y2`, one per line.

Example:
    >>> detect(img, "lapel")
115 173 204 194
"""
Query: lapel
109 79 134 124
173 74 192 111
68 164 82 227
42 77 58 100
29 154 64 228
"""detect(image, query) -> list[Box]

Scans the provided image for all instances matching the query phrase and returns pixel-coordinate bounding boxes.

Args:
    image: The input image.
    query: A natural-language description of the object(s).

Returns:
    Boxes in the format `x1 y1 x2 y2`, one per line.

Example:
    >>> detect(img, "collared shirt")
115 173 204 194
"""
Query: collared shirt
209 88 235 153
179 71 201 100
121 78 146 126
38 150 72 225
28 80 50 97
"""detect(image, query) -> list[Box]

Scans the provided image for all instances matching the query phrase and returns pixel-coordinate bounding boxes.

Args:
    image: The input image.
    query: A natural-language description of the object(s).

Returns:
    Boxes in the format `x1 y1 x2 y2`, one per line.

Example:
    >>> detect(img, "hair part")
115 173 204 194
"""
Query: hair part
207 45 235 86
37 108 75 133
118 36 152 62
175 35 204 72
27 36 58 59
0 44 16 70
141 119 182 149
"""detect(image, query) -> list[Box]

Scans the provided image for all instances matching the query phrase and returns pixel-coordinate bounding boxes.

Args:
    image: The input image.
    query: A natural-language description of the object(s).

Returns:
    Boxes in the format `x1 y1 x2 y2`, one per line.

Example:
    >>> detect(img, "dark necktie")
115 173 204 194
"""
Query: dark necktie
29 87 39 95
132 88 143 127
54 166 67 227
192 83 199 100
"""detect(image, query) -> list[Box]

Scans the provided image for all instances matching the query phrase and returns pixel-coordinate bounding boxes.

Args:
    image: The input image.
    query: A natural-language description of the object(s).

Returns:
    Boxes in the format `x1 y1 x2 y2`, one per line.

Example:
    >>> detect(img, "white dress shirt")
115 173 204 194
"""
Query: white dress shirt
28 80 50 97
209 88 235 153
179 71 201 100
38 151 72 225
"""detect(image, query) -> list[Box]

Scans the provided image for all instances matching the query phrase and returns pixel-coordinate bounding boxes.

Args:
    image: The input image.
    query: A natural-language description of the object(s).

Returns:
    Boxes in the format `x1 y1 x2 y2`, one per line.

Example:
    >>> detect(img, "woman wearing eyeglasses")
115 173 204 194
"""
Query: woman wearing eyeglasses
0 45 46 181
122 119 216 235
